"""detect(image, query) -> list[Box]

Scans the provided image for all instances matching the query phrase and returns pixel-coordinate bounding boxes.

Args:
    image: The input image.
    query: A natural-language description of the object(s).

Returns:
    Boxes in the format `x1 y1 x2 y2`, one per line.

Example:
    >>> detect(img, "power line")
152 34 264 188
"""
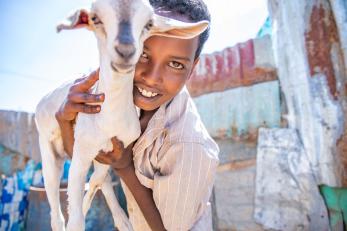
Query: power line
0 69 54 82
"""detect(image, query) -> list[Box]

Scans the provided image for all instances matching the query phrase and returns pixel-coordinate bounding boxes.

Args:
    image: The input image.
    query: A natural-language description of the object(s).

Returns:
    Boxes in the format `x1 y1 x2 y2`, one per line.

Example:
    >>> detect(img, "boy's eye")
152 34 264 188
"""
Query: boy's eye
139 52 149 62
168 61 184 70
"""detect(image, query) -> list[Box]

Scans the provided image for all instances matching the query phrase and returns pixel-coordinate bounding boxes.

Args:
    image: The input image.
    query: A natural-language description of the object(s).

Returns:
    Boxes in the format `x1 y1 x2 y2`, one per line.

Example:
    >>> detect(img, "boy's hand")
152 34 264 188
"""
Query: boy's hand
55 69 104 123
95 137 134 170
55 69 104 158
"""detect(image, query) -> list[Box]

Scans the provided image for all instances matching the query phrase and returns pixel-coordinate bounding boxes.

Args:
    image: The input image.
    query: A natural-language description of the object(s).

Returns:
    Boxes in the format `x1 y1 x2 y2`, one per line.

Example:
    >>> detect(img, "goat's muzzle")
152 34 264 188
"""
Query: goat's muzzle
111 62 134 74
114 44 136 60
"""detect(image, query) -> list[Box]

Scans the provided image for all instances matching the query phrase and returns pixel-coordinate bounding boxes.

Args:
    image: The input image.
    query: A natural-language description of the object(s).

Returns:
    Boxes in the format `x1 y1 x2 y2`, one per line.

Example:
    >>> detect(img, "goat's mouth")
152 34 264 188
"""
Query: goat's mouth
111 62 134 74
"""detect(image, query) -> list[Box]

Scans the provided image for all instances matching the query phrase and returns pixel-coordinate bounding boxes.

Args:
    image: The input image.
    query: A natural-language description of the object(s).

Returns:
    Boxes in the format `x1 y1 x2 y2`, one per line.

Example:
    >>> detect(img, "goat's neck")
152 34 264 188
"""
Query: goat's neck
98 71 134 110
92 43 137 121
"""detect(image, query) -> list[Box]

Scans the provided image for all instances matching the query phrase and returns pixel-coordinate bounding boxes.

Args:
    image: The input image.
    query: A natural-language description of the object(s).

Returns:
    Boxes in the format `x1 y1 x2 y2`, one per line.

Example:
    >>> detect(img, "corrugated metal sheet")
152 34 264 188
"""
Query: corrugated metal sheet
193 80 281 139
187 36 277 97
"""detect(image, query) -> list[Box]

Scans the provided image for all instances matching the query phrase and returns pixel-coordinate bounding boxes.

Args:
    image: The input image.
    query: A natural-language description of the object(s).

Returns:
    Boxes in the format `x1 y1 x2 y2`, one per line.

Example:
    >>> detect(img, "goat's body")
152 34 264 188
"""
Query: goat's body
35 72 140 231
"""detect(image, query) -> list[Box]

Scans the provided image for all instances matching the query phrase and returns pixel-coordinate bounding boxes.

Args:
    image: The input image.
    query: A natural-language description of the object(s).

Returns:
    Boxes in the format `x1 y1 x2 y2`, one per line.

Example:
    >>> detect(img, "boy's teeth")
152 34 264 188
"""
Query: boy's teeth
138 87 158 98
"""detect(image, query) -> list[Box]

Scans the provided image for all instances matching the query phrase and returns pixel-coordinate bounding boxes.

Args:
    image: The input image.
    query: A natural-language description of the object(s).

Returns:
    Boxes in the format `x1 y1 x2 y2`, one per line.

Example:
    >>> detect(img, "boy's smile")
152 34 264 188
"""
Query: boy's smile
133 35 199 112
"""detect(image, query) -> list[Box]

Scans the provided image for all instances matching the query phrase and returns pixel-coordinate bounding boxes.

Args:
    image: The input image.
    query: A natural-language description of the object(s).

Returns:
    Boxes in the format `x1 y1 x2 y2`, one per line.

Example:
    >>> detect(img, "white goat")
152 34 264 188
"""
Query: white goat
35 0 208 230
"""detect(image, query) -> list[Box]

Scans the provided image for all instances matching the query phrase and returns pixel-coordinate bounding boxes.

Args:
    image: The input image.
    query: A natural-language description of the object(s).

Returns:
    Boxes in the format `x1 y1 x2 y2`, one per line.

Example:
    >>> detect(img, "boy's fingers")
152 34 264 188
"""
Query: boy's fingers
73 76 86 84
111 137 125 151
67 103 101 114
68 92 104 103
77 69 100 91
95 152 110 165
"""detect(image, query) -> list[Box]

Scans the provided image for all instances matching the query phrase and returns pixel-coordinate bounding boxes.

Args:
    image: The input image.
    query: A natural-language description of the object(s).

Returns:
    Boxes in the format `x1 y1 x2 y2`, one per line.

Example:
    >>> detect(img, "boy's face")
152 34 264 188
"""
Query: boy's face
133 35 199 111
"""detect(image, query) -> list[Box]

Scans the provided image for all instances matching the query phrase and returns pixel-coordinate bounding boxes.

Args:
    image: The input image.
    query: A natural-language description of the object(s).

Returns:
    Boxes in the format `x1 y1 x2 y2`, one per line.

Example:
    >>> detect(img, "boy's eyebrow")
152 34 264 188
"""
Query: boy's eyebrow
169 56 191 62
143 45 191 62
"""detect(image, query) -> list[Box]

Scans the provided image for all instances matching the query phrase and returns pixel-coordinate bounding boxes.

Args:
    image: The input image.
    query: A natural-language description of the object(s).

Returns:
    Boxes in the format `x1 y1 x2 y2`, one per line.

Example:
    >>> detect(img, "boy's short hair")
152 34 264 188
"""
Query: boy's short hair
149 0 211 59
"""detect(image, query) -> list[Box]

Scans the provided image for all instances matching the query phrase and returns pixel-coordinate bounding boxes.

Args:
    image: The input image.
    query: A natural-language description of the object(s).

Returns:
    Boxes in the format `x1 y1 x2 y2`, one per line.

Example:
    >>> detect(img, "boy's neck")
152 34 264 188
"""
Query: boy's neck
139 108 159 133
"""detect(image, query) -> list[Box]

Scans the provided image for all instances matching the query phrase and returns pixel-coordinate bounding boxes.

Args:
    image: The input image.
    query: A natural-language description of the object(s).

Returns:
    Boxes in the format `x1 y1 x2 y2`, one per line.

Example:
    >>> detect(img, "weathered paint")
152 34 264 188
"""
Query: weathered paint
328 0 347 187
269 0 346 186
305 1 347 186
305 4 340 99
329 0 347 76
255 128 329 230
0 110 40 162
319 185 347 230
187 36 277 97
337 132 347 186
0 144 29 176
192 80 281 140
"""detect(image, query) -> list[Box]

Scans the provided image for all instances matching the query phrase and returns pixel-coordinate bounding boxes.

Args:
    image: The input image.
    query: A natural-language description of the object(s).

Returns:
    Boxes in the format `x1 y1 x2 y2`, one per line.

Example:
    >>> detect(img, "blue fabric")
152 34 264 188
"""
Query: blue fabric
0 159 71 231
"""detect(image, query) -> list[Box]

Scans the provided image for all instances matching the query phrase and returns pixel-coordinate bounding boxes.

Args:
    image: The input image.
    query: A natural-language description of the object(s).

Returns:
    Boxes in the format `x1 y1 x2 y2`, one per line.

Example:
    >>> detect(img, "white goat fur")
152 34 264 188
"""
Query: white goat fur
35 0 208 230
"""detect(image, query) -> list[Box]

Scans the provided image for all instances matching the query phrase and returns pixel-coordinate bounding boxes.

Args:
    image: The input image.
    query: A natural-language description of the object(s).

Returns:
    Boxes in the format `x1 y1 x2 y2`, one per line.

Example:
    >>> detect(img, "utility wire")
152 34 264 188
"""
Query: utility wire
0 69 54 82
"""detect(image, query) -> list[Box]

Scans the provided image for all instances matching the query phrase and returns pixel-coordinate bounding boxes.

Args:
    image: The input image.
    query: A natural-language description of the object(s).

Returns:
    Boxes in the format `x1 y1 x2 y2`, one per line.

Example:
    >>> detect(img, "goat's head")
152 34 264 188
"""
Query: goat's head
57 0 209 75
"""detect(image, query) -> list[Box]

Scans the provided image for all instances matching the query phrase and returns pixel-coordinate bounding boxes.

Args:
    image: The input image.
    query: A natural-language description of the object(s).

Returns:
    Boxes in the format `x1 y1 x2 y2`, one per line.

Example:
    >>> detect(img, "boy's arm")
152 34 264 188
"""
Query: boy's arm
55 118 75 158
116 163 166 231
95 138 166 231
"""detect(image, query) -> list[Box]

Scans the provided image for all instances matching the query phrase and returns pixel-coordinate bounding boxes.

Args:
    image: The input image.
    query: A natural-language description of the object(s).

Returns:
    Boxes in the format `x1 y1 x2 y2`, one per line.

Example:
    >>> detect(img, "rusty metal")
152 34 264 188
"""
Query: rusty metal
305 4 340 100
187 38 277 97
304 1 347 186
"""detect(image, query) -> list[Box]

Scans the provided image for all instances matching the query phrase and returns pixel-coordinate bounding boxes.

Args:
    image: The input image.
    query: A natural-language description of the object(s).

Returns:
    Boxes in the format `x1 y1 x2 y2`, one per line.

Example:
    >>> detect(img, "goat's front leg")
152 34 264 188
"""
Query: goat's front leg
66 143 94 231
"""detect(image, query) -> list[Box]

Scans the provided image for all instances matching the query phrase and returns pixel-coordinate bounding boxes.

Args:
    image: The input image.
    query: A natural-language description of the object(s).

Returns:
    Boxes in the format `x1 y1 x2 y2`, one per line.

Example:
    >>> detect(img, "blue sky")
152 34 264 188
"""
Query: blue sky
0 0 268 112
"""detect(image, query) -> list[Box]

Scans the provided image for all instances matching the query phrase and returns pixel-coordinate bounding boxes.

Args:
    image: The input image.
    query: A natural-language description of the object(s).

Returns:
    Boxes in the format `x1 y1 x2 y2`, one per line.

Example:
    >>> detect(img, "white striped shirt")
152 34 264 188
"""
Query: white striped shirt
121 86 219 231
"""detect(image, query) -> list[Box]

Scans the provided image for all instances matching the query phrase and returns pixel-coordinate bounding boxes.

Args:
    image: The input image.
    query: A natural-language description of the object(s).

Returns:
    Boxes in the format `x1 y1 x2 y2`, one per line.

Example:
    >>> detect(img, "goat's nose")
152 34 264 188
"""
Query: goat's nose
115 44 136 60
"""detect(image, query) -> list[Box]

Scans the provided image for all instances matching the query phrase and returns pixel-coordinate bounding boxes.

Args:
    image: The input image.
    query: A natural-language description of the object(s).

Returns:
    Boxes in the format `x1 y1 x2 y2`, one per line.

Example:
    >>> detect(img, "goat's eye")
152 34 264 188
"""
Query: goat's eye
92 15 102 25
145 20 153 30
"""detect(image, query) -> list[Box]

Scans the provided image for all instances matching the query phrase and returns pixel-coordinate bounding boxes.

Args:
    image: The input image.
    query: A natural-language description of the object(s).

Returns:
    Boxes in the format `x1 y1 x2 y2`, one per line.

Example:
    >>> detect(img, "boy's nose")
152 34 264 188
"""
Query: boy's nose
141 64 162 85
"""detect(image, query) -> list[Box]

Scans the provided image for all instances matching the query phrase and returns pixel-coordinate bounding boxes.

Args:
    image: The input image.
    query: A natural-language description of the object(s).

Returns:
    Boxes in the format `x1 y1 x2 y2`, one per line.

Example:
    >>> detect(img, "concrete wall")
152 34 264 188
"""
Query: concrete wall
0 110 40 163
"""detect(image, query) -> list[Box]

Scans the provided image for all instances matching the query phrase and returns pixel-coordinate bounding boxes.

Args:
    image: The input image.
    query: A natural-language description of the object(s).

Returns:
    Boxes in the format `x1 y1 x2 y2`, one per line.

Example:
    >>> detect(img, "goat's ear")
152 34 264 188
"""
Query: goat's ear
56 9 92 33
150 14 209 39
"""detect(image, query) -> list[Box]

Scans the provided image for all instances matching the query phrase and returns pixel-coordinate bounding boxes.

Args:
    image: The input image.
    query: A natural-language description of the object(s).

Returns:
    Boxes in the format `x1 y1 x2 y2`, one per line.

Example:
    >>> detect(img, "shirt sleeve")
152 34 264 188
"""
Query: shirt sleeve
152 142 219 231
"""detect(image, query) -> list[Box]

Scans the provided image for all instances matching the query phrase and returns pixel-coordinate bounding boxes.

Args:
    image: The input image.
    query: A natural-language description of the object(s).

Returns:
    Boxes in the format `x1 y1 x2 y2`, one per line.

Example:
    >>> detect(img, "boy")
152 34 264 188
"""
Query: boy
55 0 219 230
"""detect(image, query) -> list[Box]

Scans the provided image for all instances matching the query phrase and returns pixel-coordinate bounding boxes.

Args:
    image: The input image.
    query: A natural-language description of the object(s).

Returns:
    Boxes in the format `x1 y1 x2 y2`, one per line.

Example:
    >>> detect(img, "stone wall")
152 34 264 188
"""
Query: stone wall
0 110 40 163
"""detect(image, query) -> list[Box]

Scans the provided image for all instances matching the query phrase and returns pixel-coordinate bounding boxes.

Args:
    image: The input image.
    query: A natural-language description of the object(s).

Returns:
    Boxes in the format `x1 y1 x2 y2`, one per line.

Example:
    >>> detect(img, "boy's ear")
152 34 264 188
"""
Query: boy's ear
150 14 209 39
56 9 92 33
